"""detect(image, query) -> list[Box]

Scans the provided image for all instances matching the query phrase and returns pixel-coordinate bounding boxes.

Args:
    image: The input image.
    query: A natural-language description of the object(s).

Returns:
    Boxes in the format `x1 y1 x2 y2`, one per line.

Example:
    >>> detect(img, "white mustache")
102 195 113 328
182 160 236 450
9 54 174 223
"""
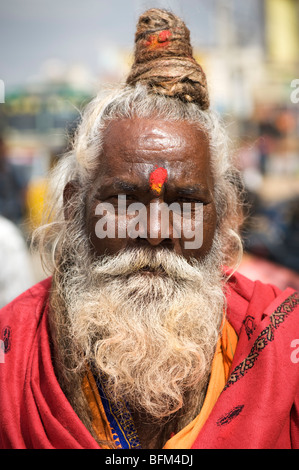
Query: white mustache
93 247 204 282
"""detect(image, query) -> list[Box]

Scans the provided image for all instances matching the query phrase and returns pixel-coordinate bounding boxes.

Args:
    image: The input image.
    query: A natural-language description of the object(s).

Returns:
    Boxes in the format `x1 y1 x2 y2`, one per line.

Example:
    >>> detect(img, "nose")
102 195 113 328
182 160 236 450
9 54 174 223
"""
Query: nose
145 199 174 247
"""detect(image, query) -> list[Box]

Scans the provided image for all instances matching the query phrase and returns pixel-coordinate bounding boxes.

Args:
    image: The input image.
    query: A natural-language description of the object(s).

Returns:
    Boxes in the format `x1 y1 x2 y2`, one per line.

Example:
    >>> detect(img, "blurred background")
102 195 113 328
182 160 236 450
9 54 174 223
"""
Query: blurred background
0 0 299 307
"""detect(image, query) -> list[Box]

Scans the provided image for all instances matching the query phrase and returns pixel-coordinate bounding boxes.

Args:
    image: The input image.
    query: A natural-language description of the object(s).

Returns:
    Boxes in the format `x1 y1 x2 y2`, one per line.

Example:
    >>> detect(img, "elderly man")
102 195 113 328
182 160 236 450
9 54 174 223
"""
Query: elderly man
0 9 299 449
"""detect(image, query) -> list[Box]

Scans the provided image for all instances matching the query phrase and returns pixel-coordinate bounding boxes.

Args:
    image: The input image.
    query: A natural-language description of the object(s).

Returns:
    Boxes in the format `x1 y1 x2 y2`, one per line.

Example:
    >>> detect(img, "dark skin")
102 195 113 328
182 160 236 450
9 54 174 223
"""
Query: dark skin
83 117 217 263
64 117 217 448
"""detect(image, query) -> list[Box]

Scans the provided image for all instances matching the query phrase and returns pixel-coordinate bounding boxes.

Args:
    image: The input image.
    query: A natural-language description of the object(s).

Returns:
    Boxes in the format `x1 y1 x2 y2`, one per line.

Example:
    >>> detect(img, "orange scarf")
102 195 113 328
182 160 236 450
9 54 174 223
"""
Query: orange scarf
82 319 238 449
163 319 237 448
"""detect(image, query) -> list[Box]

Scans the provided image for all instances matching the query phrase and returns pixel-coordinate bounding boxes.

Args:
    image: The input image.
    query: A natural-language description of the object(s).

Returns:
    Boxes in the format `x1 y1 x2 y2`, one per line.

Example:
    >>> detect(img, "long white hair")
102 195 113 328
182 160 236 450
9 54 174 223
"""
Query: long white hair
32 83 244 275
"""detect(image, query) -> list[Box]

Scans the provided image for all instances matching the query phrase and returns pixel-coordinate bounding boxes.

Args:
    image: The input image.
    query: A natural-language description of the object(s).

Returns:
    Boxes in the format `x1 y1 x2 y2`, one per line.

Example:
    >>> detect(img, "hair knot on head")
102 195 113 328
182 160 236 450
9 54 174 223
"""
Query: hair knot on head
126 8 210 109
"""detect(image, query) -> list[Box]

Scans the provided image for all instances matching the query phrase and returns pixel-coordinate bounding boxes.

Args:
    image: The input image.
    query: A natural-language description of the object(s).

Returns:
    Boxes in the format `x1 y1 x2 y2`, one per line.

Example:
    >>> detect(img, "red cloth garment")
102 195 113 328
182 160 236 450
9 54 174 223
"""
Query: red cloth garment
191 276 299 449
0 279 98 449
0 272 299 449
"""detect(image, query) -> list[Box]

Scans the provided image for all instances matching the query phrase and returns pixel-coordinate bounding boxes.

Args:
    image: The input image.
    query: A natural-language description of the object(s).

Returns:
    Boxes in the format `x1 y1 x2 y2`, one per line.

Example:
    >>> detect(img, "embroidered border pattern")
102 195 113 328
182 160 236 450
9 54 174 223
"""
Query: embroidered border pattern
1 326 12 353
224 291 299 391
217 405 244 426
243 315 256 340
95 373 142 449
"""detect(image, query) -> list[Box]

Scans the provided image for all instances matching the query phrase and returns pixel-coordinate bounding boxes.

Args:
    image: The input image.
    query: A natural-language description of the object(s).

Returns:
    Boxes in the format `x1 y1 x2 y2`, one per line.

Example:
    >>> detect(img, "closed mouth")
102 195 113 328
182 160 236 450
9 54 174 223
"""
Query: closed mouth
139 265 165 275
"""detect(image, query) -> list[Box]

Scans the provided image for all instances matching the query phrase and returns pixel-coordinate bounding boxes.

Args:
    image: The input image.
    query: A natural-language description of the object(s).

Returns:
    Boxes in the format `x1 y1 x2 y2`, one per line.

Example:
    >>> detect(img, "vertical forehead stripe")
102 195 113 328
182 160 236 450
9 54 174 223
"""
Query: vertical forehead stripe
149 167 168 194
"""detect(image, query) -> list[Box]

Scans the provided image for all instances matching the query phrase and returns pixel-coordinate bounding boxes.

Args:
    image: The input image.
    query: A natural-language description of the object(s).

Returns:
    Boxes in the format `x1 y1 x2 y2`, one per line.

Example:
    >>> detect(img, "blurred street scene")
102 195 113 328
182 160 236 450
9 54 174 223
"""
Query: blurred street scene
0 0 299 306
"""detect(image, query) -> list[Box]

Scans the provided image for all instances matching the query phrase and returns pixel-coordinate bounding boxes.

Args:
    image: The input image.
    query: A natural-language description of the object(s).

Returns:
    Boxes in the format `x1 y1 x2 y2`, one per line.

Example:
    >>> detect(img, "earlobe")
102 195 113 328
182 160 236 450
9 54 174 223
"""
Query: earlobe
63 180 80 221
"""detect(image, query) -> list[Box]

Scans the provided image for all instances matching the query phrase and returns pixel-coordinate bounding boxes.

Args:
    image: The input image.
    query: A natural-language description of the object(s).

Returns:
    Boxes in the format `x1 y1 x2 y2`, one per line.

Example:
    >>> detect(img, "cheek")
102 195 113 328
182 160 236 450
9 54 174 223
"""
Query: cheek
87 203 144 257
87 206 128 256
180 203 217 259
203 203 217 238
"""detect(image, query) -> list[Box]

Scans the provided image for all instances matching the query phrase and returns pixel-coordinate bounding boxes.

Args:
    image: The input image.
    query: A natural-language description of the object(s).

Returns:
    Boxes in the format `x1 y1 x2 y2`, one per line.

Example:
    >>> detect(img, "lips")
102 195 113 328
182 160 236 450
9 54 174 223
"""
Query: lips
139 265 165 275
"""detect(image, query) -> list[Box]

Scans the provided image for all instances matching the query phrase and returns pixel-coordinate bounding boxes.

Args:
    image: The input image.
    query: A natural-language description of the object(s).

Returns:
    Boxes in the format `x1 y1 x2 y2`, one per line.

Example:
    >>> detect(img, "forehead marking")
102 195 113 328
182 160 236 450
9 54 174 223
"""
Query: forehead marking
149 166 168 194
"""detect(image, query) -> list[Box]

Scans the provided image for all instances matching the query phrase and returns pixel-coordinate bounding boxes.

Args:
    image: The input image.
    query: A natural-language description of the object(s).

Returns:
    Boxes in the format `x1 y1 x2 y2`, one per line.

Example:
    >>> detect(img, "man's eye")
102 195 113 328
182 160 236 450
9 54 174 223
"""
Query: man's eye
108 194 137 202
176 198 202 204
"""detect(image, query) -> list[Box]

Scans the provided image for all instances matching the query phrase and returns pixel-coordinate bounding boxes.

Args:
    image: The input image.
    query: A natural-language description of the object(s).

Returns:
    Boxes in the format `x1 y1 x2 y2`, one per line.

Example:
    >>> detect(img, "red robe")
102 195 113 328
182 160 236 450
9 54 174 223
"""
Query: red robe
0 272 299 449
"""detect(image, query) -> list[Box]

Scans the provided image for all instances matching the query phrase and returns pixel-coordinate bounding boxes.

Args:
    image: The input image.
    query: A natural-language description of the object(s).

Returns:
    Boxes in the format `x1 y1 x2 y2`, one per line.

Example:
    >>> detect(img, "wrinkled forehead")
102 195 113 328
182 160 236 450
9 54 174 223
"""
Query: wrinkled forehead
96 117 213 188
102 116 209 155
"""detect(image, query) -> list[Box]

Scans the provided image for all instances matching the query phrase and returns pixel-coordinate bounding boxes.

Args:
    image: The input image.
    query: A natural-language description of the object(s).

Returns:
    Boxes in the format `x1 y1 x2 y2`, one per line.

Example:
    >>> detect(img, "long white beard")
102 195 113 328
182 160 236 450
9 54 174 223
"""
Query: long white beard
60 237 225 425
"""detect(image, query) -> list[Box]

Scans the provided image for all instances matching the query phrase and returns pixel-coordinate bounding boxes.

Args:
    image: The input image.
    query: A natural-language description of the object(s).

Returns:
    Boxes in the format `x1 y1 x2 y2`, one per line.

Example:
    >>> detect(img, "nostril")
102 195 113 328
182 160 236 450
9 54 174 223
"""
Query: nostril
159 238 173 248
133 237 173 249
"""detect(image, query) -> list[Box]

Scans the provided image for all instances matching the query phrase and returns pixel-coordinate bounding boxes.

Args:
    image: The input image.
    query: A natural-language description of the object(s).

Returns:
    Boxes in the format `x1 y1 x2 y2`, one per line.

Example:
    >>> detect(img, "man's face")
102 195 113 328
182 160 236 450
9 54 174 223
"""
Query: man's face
59 118 224 424
86 117 217 262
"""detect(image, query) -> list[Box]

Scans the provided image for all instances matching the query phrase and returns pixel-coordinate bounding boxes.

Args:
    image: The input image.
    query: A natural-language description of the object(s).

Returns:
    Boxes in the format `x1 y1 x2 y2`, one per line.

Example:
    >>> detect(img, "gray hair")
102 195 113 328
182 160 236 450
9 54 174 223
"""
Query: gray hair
33 83 244 273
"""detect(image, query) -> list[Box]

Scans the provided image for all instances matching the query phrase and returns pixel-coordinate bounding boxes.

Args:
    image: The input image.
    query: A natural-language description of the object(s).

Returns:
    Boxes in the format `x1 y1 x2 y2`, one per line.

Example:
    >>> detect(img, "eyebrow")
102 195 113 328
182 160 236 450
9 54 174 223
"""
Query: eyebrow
96 180 209 198
176 185 209 197
112 179 139 192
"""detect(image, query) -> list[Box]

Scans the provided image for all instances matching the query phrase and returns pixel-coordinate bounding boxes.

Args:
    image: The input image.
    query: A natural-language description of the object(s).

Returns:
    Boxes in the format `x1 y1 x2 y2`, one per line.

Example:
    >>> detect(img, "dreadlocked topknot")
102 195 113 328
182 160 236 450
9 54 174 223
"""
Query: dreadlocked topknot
126 8 210 110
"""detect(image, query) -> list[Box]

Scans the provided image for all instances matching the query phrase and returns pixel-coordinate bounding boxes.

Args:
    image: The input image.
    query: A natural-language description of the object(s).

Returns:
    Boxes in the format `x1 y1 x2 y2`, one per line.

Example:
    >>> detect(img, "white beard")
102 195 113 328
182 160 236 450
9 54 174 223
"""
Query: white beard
59 235 225 425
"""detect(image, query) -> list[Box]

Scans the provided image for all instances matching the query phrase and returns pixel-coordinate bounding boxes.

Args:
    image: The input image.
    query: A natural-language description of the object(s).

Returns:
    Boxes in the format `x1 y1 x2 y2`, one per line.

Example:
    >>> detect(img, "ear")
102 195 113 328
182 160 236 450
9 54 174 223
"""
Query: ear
63 180 80 221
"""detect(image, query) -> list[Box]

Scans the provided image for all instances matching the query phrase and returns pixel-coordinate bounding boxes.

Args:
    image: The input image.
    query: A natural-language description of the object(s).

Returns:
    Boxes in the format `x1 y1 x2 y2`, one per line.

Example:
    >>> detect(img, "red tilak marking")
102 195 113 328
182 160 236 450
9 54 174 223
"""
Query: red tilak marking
158 30 171 42
149 167 168 194
145 30 172 49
